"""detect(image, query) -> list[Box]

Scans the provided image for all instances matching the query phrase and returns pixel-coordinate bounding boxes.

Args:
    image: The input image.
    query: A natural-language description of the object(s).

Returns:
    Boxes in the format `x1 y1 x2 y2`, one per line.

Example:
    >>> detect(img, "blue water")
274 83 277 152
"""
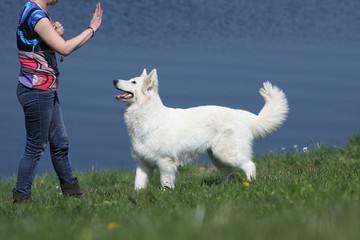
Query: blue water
1 0 359 178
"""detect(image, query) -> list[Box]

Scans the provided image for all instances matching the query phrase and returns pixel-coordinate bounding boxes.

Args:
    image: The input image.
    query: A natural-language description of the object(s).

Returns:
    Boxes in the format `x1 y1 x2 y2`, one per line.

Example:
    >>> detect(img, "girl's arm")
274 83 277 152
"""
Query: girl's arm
35 2 103 56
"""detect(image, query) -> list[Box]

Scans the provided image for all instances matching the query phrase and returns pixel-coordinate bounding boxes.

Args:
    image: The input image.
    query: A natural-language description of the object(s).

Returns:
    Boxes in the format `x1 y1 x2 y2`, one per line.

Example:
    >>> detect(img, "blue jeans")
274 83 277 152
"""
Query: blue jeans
15 83 76 194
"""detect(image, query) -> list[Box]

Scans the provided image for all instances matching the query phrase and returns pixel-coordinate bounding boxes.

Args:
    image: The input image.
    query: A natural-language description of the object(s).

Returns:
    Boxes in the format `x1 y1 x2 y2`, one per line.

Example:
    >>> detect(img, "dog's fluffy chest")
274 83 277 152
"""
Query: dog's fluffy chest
124 106 178 163
124 104 167 132
125 105 169 143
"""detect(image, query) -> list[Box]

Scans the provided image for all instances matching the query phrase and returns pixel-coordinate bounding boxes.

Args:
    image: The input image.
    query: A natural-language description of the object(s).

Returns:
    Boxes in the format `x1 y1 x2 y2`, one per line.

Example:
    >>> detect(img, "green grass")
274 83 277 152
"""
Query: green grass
1 134 360 240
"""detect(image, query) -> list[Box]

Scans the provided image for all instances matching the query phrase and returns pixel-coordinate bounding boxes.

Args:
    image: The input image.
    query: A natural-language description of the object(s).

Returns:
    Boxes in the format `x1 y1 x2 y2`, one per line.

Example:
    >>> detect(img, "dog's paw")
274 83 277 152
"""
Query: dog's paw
134 185 147 191
160 185 174 191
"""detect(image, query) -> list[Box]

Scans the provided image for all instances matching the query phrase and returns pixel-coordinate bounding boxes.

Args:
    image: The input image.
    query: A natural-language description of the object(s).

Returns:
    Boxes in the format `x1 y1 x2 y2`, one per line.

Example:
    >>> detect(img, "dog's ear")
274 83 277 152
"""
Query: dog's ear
141 68 147 78
143 69 158 92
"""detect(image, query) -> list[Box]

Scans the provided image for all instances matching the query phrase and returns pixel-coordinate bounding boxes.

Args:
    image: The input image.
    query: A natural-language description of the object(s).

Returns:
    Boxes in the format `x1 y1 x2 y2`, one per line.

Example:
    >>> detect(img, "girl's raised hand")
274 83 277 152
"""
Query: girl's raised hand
90 2 103 32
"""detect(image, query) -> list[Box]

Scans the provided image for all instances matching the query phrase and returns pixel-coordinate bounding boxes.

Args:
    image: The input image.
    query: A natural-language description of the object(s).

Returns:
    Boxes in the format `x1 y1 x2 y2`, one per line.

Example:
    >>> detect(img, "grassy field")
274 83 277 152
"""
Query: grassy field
1 134 359 240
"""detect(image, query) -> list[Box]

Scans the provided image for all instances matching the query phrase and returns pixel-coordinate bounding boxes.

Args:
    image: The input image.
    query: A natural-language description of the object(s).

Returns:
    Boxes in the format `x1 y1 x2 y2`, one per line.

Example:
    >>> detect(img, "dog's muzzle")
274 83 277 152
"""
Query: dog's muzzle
113 80 134 101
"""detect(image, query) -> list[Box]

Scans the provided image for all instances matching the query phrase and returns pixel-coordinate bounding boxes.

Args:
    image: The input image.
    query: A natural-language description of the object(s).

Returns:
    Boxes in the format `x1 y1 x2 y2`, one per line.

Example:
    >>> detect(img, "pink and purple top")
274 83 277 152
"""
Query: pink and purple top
17 1 59 91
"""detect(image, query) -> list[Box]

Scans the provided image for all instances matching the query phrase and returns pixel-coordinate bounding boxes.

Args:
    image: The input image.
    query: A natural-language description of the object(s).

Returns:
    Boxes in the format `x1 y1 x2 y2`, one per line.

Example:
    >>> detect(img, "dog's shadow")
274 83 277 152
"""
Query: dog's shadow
201 173 246 187
201 176 223 186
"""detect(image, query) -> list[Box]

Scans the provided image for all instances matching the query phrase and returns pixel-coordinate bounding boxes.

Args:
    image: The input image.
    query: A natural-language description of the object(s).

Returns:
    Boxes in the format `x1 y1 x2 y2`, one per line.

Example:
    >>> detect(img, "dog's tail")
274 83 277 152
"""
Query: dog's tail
252 82 289 140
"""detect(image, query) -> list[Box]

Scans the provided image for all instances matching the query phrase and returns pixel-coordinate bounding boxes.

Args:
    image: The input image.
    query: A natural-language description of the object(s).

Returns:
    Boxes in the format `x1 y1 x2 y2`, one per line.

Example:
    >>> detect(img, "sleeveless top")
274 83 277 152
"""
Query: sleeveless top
17 1 59 91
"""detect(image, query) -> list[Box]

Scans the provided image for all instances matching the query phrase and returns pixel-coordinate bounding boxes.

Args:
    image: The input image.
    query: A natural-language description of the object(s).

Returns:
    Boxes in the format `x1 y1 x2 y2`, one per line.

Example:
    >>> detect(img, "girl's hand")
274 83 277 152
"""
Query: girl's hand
89 2 103 32
53 22 64 37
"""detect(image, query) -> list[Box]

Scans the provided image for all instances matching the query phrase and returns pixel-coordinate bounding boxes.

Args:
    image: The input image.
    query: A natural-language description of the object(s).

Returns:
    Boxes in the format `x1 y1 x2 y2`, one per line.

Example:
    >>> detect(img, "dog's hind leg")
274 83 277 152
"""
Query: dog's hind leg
158 158 178 189
135 161 154 190
224 154 256 181
208 149 235 182
241 161 256 181
223 154 256 181
216 153 256 181
211 135 256 181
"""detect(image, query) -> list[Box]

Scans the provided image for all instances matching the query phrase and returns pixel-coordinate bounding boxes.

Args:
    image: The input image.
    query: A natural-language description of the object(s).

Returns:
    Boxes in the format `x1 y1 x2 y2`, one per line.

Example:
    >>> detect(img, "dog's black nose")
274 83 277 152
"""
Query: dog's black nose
113 80 118 85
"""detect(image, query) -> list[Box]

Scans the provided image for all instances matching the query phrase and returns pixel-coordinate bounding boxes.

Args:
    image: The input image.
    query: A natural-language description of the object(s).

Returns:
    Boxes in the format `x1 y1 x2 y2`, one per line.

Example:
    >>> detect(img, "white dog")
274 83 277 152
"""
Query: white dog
114 69 288 190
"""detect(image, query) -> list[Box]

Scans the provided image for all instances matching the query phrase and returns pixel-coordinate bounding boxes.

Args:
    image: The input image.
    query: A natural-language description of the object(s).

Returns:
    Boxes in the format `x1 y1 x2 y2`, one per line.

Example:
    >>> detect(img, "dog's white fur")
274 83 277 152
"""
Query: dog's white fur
114 69 288 190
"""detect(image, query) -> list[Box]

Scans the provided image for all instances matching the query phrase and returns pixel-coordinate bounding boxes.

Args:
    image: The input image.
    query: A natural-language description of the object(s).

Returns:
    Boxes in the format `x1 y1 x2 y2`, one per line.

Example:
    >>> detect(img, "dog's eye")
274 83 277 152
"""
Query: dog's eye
131 81 137 84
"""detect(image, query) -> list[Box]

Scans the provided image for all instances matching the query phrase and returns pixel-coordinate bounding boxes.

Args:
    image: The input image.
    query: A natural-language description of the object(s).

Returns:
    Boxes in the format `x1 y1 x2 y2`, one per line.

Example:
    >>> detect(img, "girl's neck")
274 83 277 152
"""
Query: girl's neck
32 0 47 13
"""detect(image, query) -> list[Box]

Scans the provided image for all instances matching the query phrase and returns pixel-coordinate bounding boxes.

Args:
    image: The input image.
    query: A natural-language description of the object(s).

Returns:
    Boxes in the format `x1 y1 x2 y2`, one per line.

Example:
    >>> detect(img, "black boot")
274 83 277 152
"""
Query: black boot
13 188 31 203
60 178 83 197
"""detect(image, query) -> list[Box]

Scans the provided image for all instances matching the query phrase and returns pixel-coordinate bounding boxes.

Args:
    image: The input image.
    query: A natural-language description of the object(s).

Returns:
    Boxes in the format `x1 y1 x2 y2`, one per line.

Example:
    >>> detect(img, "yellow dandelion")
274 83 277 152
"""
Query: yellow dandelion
243 182 249 187
45 206 52 209
107 222 119 230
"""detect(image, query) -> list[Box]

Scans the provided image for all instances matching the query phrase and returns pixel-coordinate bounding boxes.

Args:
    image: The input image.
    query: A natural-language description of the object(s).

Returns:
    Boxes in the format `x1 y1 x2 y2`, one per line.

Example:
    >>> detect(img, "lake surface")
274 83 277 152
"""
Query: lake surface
1 0 359 178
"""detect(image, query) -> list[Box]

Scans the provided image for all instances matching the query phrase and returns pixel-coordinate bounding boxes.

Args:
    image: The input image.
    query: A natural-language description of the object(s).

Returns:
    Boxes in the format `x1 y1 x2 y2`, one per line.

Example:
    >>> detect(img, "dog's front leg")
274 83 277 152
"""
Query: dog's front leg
158 158 178 189
134 162 153 190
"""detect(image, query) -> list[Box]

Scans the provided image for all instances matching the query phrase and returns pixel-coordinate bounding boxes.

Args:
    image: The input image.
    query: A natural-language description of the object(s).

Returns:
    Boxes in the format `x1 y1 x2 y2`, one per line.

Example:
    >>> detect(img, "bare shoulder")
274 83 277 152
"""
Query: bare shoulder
34 17 53 34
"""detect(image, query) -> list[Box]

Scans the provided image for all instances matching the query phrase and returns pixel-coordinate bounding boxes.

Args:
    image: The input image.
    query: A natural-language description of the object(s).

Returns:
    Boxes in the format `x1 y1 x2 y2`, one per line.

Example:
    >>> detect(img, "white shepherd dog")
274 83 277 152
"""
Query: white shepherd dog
113 69 288 190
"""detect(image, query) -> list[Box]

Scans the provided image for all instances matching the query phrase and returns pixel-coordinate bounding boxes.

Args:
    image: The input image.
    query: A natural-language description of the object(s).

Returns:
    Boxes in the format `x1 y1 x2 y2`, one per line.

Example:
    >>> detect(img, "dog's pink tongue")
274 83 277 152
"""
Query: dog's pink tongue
115 93 130 99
